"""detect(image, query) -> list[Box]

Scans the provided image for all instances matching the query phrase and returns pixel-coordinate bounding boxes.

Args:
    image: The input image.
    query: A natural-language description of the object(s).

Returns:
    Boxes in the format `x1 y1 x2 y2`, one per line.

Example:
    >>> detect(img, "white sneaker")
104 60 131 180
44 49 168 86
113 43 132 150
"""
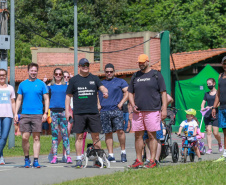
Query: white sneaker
0 157 5 165
62 155 67 163
48 153 54 163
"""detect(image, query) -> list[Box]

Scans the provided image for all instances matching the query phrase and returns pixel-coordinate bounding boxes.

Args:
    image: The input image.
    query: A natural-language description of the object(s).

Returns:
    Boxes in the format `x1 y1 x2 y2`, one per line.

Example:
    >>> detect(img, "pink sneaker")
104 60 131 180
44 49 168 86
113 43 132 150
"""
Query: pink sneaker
219 143 223 152
50 156 58 164
206 149 212 154
67 156 72 164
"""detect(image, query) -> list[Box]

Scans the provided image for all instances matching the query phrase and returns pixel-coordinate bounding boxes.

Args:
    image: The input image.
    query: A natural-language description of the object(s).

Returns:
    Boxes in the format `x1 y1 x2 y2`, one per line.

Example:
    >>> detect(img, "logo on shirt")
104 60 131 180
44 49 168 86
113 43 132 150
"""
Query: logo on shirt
137 78 151 82
89 81 95 85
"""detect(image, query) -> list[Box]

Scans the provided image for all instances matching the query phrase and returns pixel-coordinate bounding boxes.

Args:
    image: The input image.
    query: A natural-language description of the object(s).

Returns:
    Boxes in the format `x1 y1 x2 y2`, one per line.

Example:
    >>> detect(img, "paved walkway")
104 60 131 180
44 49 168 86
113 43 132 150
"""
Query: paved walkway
0 133 224 185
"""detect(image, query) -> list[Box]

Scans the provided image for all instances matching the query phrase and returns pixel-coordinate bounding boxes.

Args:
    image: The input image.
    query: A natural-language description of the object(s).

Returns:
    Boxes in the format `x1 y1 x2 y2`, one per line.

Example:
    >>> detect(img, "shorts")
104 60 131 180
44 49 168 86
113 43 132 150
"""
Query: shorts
218 109 226 128
72 113 102 133
42 121 49 130
143 122 163 140
132 111 161 132
100 109 124 134
19 114 43 133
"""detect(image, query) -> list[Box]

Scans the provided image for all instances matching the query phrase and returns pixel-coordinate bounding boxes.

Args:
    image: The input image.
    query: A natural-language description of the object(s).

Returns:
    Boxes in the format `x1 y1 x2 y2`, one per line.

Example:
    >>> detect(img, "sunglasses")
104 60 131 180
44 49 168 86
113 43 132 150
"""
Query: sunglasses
64 76 70 78
55 73 62 76
105 71 114 74
80 63 90 67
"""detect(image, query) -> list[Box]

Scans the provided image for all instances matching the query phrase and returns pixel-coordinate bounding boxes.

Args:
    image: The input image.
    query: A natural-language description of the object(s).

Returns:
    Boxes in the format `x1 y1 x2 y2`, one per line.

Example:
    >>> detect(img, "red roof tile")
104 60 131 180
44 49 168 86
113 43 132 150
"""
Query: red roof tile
7 48 226 82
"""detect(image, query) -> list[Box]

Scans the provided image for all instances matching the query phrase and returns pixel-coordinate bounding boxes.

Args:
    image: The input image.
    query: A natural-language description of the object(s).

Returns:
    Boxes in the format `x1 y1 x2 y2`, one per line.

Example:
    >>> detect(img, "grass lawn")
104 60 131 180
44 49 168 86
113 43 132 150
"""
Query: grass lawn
56 161 226 185
3 135 119 157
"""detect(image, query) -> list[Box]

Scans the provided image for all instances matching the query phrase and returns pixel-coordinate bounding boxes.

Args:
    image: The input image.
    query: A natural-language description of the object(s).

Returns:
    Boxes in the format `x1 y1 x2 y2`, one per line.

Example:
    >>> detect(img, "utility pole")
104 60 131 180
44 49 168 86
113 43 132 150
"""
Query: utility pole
74 0 78 75
9 0 15 148
0 0 15 148
0 0 8 70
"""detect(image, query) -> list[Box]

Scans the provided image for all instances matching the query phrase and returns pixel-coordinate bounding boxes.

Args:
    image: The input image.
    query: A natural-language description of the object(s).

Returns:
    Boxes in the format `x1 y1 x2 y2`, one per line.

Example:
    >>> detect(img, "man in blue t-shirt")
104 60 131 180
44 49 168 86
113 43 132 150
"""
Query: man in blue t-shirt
98 63 128 163
14 63 49 168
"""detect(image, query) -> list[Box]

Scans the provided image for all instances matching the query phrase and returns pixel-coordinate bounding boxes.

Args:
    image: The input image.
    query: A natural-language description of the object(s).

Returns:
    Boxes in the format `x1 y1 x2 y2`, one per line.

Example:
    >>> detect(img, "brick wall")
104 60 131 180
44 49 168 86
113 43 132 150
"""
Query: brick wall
102 37 144 70
37 53 86 65
31 47 95 66
150 38 161 64
101 32 160 71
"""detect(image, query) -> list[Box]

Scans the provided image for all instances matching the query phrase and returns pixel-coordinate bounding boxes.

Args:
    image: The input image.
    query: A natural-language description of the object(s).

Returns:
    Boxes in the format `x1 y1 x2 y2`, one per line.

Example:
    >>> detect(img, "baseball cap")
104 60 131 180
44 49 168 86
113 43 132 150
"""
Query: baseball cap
185 108 196 116
137 54 149 63
221 56 226 64
79 58 89 65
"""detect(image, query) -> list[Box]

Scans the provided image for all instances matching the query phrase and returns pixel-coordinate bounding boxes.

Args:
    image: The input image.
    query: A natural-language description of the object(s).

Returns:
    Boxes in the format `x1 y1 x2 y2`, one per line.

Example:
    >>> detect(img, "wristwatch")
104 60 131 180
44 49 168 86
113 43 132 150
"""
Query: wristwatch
44 112 48 115
212 107 217 110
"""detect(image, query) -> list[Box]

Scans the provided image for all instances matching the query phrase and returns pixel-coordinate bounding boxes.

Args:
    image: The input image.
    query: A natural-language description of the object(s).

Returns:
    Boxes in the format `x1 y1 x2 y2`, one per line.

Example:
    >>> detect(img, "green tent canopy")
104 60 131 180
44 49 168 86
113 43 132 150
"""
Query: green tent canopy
175 64 220 132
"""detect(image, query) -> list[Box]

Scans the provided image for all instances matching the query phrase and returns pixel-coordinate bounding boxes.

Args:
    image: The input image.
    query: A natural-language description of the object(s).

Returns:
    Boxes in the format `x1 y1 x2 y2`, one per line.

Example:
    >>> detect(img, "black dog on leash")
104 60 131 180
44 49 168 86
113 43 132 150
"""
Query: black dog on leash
84 144 110 168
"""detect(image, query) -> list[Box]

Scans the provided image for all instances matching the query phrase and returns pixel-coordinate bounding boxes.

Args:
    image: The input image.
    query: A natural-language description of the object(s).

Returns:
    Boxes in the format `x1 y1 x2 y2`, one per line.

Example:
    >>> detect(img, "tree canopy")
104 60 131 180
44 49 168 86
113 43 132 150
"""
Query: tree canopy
9 0 226 65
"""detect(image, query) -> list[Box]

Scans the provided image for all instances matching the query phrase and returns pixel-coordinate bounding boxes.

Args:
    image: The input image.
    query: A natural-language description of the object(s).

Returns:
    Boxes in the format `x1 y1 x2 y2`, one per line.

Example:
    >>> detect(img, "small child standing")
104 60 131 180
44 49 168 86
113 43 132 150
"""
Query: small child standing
177 108 202 162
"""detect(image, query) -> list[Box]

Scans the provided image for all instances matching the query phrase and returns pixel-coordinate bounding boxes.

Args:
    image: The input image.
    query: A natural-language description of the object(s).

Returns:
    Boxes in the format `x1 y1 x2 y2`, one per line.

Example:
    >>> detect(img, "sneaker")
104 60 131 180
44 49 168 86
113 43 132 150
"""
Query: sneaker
62 155 67 163
144 159 150 165
198 158 202 162
107 155 116 162
33 160 41 168
181 157 184 162
213 156 226 162
67 156 73 164
218 143 223 152
94 160 106 168
155 160 160 166
75 160 83 168
24 158 31 168
144 159 156 168
121 153 127 163
128 159 143 169
48 153 54 163
0 157 5 165
51 156 58 164
206 149 212 154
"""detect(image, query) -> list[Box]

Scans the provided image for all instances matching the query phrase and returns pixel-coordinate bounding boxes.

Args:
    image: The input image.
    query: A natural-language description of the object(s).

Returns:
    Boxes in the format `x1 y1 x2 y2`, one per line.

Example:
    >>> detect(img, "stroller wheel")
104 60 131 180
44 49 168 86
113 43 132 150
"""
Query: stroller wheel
172 142 179 163
200 146 206 155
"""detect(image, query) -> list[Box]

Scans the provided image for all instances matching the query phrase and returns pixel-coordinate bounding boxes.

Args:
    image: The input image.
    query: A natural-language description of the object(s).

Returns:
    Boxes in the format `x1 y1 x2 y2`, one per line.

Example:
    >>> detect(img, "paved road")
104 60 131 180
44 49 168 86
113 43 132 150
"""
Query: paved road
0 133 224 185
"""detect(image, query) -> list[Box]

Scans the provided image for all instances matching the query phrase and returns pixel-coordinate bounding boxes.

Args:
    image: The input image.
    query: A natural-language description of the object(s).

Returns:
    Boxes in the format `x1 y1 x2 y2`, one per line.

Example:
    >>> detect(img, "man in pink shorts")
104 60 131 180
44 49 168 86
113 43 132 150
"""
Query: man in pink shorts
128 54 167 168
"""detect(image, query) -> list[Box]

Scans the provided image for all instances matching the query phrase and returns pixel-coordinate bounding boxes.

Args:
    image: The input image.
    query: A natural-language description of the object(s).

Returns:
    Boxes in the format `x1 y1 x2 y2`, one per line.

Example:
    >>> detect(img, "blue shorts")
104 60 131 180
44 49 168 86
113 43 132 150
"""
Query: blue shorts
218 109 226 128
100 109 124 134
143 122 163 140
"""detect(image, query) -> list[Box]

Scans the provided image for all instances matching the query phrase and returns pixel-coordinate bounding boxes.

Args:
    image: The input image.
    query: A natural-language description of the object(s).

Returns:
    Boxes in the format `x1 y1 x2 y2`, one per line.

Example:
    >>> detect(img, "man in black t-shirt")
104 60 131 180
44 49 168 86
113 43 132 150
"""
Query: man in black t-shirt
128 54 167 169
65 58 108 168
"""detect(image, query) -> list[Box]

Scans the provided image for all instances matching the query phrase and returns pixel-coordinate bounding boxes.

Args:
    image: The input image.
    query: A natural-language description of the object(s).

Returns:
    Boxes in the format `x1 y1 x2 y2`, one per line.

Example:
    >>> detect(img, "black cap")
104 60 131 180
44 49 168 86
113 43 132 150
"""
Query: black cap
105 63 114 70
79 58 89 65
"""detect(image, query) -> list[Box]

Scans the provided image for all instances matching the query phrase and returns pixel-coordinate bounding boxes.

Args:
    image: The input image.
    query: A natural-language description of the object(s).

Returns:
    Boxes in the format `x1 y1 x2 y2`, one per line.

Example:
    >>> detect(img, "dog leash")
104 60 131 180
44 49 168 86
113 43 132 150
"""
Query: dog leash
92 134 105 147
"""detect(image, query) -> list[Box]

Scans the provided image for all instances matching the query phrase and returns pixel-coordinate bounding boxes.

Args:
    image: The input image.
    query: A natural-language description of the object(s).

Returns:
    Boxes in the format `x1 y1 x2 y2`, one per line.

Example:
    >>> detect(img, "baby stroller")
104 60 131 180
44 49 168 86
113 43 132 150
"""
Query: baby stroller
159 107 179 163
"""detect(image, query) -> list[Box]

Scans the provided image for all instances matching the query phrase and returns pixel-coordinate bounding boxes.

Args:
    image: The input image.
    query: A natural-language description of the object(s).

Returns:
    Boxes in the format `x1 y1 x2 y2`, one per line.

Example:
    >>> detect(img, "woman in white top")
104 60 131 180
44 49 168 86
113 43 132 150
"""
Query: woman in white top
0 69 16 165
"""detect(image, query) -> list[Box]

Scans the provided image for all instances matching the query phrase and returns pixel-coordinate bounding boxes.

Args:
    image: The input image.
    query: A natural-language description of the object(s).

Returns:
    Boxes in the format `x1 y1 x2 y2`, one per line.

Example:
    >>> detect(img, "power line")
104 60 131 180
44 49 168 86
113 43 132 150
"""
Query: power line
16 19 163 54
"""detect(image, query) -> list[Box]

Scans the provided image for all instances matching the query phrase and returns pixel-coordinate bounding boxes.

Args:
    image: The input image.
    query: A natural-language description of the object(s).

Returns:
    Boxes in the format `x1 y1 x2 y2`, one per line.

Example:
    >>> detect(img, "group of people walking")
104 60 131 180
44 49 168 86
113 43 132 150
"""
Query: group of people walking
0 55 226 168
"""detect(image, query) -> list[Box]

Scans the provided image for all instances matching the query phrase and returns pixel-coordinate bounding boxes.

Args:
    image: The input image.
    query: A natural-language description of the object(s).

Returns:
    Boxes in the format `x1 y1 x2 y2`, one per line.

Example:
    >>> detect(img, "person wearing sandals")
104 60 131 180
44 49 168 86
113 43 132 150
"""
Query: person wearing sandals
0 69 16 165
48 68 72 164
213 56 226 162
201 78 223 154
